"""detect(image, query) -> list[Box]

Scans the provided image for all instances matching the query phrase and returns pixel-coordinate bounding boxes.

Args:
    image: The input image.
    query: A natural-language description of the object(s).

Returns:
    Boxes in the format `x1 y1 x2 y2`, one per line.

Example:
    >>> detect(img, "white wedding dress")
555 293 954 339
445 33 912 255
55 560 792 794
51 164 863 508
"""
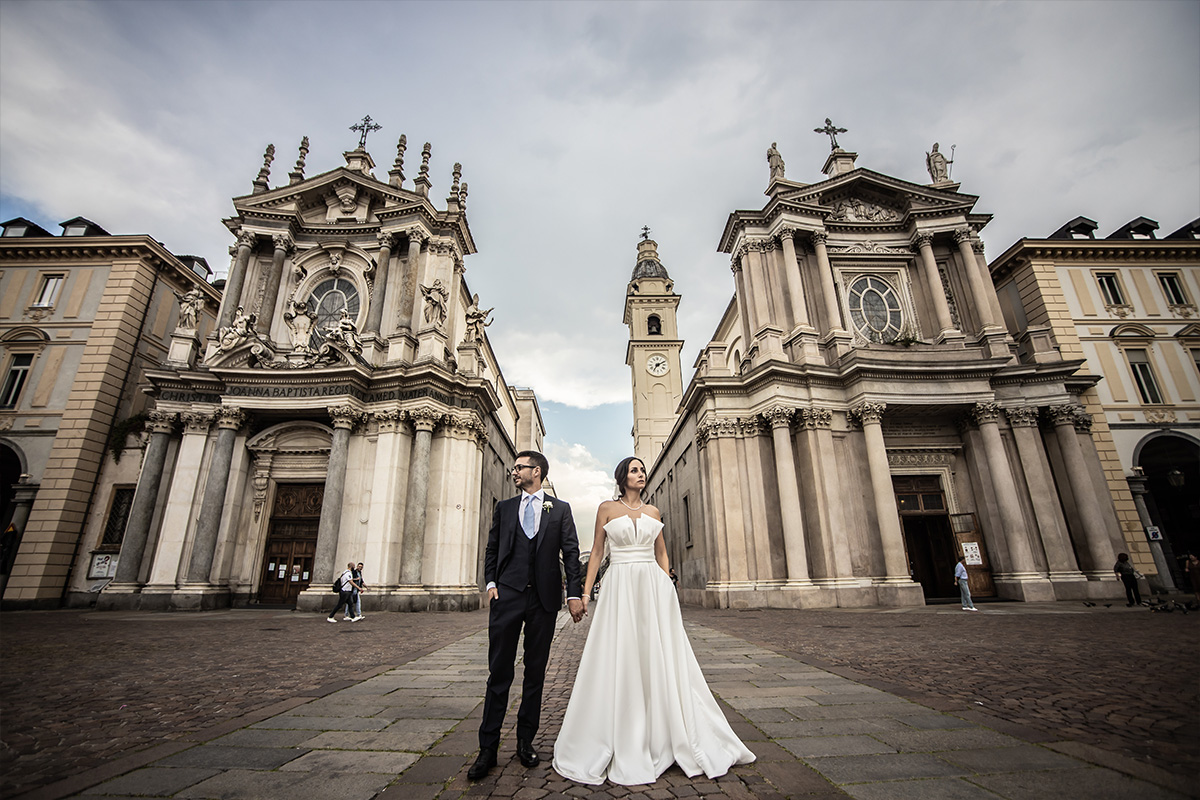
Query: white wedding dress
552 515 755 786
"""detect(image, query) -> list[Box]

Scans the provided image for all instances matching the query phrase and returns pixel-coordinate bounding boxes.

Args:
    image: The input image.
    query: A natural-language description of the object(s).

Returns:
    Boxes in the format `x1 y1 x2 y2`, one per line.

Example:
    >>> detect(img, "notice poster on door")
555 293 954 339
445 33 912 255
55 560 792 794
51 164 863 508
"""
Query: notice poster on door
962 542 983 565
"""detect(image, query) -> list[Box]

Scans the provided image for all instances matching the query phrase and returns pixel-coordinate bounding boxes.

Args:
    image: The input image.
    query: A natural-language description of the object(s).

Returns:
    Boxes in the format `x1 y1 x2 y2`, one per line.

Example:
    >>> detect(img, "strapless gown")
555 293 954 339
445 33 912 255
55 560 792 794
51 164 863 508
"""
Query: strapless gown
552 515 755 786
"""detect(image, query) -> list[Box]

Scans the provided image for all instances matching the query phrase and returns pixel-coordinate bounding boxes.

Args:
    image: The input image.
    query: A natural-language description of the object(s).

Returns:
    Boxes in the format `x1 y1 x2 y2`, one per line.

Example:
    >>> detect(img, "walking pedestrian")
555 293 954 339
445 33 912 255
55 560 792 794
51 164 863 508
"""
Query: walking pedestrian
1113 553 1143 607
327 562 359 622
351 562 367 621
955 556 978 611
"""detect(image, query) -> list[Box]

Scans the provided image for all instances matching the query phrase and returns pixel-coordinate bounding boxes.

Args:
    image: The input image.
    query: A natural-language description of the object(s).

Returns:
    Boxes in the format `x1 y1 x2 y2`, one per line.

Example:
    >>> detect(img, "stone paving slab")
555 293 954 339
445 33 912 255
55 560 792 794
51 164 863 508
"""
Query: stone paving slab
42 606 1195 800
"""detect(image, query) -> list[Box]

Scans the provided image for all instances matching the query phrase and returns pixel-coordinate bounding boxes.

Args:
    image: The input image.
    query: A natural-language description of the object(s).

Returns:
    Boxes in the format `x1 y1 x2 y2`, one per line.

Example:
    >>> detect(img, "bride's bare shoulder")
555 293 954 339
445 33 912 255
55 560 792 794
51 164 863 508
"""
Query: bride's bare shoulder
595 499 622 524
643 504 662 521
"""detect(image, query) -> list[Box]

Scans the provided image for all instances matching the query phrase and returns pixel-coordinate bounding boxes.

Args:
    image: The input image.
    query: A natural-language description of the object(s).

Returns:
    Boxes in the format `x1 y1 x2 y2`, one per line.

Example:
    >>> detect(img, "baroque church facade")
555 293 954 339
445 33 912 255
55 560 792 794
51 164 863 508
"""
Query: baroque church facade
635 135 1131 608
84 131 543 611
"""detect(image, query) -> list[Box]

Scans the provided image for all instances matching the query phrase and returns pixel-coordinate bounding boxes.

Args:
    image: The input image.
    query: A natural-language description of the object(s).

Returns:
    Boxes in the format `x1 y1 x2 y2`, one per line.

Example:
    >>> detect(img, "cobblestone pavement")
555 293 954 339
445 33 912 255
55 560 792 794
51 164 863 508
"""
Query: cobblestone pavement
687 602 1200 782
0 608 486 798
3 601 1197 800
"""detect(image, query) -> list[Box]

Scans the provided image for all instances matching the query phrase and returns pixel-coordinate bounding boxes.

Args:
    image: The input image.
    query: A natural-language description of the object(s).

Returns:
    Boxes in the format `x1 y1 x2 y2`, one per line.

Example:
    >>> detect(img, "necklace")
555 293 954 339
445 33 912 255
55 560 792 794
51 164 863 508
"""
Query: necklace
619 496 643 510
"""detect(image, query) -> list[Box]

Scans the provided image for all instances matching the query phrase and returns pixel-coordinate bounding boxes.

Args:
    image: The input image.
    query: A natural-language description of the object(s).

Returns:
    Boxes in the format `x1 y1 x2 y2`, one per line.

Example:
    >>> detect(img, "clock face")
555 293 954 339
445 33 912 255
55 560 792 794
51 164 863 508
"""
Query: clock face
646 355 669 376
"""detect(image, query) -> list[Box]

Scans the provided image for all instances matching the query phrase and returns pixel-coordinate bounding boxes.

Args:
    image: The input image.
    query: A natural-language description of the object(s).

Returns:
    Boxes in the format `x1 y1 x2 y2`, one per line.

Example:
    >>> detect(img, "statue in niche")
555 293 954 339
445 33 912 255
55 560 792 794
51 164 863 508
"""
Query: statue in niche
325 308 363 353
283 299 317 353
464 293 494 342
175 288 205 331
925 142 951 183
216 306 257 352
767 142 785 180
421 279 449 328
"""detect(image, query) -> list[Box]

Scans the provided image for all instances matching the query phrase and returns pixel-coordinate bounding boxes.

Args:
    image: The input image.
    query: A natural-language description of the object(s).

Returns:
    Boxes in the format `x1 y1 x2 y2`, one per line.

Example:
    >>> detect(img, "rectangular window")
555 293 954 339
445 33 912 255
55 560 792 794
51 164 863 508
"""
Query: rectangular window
33 274 64 307
1158 272 1190 306
101 487 137 548
1126 348 1165 404
1191 348 1200 377
0 353 34 408
682 495 692 547
1096 273 1125 306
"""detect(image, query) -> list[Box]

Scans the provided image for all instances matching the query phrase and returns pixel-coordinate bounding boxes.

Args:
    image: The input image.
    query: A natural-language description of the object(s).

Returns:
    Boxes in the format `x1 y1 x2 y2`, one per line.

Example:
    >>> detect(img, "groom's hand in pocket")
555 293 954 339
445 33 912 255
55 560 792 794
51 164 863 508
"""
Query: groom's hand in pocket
487 587 499 603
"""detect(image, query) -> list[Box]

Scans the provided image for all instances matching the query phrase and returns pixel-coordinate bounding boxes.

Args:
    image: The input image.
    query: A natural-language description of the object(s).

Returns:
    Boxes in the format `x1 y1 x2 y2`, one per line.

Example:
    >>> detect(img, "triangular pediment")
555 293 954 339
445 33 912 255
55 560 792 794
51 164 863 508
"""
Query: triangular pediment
232 166 425 225
779 169 978 219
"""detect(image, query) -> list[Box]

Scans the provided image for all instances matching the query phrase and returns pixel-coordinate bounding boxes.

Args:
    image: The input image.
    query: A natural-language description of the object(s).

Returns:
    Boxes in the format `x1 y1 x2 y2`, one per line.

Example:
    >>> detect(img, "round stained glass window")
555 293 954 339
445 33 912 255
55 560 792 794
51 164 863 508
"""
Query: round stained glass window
847 276 903 343
308 277 361 347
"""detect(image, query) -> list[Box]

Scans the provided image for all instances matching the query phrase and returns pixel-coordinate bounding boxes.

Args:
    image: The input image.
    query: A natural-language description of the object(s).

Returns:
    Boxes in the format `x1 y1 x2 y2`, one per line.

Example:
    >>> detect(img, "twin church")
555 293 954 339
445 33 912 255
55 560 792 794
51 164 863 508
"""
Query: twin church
4 120 1183 611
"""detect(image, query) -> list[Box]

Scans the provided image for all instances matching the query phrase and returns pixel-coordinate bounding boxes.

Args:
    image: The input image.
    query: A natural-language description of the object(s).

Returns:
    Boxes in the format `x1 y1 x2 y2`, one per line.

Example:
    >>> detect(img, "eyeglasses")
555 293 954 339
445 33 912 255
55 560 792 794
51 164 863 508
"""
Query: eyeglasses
511 464 536 473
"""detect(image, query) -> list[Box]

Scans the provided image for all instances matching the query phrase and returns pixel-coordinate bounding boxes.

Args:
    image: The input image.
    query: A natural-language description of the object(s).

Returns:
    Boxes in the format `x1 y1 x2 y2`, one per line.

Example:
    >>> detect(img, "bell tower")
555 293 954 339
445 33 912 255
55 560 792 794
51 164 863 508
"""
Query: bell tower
624 233 684 467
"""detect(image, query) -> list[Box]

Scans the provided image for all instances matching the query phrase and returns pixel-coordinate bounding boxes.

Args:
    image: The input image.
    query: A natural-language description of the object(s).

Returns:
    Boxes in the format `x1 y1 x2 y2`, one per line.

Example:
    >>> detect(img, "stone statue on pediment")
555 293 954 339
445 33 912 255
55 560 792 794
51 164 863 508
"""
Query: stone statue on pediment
767 142 785 180
325 308 363 354
926 142 951 183
464 293 494 342
216 306 257 352
421 279 449 328
175 288 205 331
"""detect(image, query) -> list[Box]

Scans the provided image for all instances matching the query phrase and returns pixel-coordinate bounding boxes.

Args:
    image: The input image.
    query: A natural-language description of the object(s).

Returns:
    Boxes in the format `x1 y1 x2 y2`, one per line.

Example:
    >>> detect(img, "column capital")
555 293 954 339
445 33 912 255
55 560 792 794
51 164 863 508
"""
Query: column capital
372 408 405 433
182 411 215 433
215 407 247 430
146 410 179 434
1045 403 1084 428
809 230 828 247
911 231 934 249
777 226 798 242
953 227 973 245
1004 405 1040 428
408 406 444 433
762 406 794 428
798 407 833 429
850 402 887 426
378 231 397 249
328 405 364 431
446 411 488 446
971 401 1002 425
730 254 743 274
236 230 257 249
405 227 428 246
971 238 987 255
271 232 295 254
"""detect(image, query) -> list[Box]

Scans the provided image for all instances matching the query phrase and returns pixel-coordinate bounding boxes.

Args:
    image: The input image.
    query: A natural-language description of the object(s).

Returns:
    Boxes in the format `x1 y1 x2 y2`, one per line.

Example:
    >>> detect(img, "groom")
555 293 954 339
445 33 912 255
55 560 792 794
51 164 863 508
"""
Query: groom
469 450 585 780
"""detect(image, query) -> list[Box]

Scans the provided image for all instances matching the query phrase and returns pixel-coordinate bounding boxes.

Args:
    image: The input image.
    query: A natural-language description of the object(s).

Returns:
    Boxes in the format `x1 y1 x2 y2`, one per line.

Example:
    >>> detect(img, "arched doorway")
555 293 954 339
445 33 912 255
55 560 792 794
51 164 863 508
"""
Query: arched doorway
1136 433 1200 585
0 442 26 592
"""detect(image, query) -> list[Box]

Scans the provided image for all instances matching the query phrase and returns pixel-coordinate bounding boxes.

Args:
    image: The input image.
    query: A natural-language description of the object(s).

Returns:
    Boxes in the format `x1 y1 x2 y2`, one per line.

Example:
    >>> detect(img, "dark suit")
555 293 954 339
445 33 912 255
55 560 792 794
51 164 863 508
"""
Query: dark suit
478 492 582 751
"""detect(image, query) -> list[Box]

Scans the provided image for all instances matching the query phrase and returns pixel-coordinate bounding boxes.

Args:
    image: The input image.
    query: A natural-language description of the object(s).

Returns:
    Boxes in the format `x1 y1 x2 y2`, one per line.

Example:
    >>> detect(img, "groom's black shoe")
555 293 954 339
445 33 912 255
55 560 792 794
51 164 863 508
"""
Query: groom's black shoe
467 748 497 780
517 738 540 768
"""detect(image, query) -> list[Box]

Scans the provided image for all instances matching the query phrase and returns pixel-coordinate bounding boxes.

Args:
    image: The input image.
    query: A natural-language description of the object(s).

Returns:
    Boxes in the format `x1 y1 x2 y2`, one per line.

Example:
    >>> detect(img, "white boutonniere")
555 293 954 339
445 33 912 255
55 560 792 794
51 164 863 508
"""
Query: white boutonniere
542 500 553 513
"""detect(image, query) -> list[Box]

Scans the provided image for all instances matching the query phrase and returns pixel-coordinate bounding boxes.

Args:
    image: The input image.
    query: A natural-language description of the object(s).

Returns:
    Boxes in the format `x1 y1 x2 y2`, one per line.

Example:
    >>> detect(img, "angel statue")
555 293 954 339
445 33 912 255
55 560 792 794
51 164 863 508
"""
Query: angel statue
217 306 256 351
464 294 494 342
175 288 205 331
326 308 363 353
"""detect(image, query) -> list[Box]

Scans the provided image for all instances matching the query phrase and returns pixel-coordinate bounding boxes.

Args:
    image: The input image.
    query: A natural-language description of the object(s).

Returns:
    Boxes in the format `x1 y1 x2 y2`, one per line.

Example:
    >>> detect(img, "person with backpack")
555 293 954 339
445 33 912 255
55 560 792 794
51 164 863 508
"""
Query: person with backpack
350 561 366 621
327 562 360 622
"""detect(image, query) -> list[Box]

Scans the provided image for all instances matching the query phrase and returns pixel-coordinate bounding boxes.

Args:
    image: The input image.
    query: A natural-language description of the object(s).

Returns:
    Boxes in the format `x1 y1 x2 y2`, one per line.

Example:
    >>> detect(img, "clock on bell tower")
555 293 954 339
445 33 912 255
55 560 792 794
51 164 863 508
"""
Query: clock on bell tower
624 233 684 467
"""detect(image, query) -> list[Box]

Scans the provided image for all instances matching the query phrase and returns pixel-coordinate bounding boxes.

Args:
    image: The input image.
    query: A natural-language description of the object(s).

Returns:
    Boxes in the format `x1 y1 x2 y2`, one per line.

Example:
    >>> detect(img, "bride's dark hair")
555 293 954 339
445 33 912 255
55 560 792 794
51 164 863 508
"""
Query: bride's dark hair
613 456 646 498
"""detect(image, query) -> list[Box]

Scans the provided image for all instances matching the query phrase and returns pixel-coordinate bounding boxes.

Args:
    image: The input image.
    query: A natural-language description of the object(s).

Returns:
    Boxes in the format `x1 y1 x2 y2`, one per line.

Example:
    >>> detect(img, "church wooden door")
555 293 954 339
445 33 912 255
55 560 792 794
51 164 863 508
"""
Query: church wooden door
257 484 323 606
950 512 996 597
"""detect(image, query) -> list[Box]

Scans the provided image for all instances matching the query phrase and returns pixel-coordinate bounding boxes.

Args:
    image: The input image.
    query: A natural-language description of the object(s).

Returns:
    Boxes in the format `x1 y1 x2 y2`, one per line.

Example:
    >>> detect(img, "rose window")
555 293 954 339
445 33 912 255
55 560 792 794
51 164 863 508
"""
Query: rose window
847 276 903 343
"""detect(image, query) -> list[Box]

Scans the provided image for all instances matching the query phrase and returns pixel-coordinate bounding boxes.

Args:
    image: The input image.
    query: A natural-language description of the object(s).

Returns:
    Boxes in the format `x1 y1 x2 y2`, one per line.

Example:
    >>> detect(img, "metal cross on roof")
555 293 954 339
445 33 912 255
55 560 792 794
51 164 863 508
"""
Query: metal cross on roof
813 118 848 151
350 115 382 149
641 225 652 241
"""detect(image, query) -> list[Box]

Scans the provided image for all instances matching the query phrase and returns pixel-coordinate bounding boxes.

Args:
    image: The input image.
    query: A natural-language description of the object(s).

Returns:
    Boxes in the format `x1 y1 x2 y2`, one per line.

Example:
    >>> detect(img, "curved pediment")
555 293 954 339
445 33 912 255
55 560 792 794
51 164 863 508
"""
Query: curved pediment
247 420 334 453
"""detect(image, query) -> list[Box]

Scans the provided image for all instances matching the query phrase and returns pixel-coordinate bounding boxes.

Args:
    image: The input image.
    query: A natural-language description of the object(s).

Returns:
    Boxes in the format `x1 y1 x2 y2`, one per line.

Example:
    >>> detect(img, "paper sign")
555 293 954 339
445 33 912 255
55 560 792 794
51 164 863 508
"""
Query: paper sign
961 542 983 565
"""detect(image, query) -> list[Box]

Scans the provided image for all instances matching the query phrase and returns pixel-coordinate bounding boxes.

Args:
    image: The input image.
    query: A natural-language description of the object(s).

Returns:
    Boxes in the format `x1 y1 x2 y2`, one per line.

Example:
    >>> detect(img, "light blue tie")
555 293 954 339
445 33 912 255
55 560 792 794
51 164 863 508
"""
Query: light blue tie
522 497 536 539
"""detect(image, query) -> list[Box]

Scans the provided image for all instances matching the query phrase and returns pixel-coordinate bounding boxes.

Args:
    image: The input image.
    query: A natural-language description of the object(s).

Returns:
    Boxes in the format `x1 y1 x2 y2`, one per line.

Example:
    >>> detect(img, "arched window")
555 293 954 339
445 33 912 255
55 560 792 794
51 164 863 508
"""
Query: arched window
847 276 903 343
647 315 662 336
307 277 361 348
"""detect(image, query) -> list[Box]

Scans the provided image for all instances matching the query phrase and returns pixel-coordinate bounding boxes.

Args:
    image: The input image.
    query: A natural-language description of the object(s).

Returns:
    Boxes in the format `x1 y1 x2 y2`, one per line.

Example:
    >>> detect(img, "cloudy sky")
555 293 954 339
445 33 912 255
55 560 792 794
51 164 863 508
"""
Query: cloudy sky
2 0 1197 544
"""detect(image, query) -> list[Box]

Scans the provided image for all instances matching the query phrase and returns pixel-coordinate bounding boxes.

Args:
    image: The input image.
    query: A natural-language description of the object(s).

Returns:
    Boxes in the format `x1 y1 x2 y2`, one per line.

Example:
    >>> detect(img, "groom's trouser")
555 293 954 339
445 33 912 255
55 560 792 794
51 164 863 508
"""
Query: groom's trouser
479 584 556 751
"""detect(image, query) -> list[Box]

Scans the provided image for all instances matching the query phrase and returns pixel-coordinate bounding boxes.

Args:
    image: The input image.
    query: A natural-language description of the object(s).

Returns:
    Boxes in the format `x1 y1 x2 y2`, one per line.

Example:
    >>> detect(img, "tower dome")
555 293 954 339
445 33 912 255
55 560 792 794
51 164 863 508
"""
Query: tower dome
630 238 671 281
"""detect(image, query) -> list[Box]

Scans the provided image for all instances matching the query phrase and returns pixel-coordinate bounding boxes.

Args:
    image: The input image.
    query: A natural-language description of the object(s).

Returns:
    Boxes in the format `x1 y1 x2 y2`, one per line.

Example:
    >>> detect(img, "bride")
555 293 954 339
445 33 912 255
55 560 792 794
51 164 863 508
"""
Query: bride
552 456 755 786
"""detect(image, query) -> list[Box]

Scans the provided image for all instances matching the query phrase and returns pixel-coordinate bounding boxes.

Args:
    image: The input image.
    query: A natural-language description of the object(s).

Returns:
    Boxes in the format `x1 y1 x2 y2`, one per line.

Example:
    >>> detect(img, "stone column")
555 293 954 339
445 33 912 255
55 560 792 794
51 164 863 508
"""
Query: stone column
365 232 395 337
1005 406 1081 577
695 424 726 586
257 233 293 335
764 408 812 586
912 232 957 337
778 228 811 329
809 232 845 334
955 229 997 331
745 241 772 332
972 404 1042 581
730 253 754 363
796 407 855 584
1127 473 1176 592
397 229 426 333
1047 405 1114 576
854 403 909 581
400 408 442 585
446 257 465 346
972 238 1006 328
311 406 360 586
185 407 245 583
219 231 256 328
111 411 177 585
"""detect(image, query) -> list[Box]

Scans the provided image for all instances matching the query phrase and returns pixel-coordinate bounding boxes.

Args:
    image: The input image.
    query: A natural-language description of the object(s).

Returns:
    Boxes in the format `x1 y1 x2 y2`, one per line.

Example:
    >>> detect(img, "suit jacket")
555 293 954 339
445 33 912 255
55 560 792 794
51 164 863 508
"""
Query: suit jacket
484 493 583 613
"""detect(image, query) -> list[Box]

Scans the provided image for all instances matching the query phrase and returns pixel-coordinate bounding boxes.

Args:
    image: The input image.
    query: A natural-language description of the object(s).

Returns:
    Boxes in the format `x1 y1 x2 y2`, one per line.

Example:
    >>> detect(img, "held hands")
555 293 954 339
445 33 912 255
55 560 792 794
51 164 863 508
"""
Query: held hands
568 597 586 623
